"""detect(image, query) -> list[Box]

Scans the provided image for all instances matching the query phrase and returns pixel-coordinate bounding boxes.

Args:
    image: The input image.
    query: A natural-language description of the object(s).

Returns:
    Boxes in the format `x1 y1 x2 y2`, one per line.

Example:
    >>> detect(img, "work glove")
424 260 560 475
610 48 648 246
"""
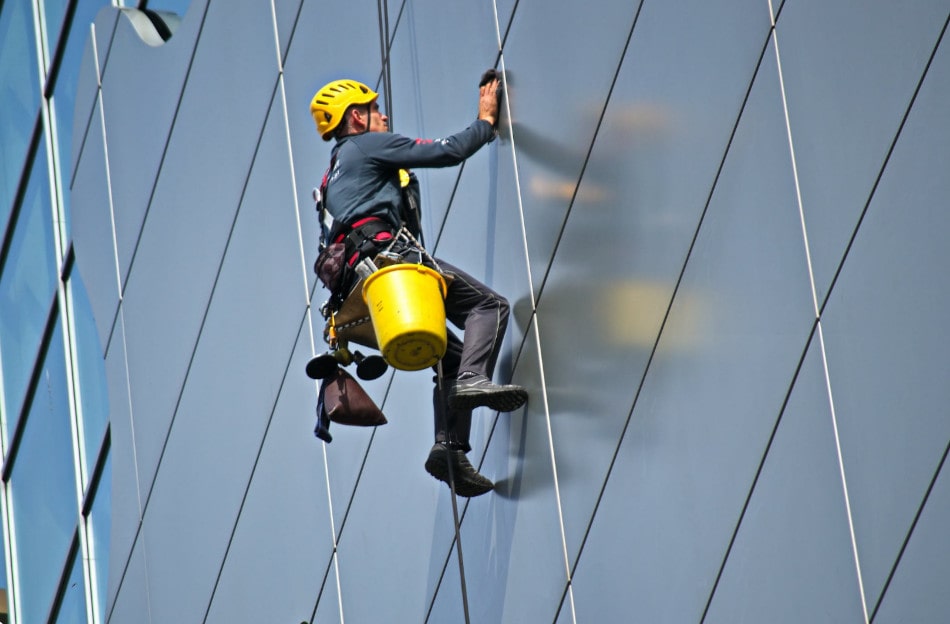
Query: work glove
479 68 498 87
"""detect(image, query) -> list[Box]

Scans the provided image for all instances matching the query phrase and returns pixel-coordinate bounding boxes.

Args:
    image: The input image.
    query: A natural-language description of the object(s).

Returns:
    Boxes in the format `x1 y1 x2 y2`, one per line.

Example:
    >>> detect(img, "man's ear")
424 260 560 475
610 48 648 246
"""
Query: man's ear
349 106 366 131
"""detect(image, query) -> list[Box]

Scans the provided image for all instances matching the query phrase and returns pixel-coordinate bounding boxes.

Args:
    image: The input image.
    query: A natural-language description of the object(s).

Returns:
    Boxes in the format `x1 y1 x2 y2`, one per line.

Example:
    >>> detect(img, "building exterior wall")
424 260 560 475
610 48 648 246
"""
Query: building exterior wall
69 1 950 623
0 1 123 622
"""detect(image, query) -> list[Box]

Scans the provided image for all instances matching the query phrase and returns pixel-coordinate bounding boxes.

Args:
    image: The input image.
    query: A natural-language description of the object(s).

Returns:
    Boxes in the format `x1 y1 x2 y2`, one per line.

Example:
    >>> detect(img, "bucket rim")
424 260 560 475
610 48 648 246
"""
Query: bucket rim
362 262 447 297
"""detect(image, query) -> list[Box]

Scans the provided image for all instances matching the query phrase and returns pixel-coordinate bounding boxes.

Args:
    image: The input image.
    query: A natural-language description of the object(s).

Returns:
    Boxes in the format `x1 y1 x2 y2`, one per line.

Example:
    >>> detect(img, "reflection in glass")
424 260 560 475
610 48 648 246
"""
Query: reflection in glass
0 134 58 438
89 453 111 621
52 546 88 624
69 273 110 478
0 0 41 233
10 321 79 624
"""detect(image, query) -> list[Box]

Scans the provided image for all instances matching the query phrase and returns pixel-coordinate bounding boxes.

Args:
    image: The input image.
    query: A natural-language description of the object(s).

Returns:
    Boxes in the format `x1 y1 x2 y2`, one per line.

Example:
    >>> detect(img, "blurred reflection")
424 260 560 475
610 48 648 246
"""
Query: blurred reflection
514 94 707 366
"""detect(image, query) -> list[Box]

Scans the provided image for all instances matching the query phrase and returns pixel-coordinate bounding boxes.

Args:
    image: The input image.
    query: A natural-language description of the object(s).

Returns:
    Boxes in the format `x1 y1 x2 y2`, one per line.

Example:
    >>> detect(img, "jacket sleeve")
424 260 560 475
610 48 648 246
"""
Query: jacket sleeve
355 120 495 169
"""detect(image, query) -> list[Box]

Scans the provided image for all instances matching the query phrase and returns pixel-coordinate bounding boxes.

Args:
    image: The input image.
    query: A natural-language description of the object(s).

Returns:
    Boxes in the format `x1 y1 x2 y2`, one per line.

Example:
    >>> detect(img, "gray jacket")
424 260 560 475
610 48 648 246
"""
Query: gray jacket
323 119 495 234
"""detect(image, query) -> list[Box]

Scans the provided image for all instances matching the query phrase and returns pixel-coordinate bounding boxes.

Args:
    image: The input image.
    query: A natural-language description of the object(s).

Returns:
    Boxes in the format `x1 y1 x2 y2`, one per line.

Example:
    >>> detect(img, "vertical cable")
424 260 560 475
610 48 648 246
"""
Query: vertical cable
768 3 869 621
448 488 471 624
491 0 577 620
376 2 473 618
436 362 472 623
376 0 394 120
272 0 346 615
382 1 393 122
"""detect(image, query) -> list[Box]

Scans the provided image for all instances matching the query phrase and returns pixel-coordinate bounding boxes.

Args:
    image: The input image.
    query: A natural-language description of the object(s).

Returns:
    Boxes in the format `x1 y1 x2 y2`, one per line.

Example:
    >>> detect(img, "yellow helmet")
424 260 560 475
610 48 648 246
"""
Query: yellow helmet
310 79 378 140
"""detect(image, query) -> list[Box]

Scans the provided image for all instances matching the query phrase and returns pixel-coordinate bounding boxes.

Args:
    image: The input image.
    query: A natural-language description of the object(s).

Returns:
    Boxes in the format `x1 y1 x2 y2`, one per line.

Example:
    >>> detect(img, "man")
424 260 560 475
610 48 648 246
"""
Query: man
309 73 527 497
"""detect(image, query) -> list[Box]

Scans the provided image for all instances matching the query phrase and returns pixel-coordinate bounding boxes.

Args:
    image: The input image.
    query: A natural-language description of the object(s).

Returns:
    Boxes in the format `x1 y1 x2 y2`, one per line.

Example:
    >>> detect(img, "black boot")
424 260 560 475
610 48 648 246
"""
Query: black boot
424 443 494 497
448 373 528 412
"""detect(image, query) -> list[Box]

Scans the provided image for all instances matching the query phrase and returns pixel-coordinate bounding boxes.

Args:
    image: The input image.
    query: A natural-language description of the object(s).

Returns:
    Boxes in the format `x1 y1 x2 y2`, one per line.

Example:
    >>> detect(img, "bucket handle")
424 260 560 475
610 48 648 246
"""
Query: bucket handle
380 226 443 275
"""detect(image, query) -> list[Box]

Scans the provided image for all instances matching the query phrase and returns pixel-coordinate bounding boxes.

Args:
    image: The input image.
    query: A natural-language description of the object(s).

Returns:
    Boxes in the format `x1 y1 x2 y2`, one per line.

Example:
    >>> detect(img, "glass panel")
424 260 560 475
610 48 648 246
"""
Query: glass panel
0 135 58 436
703 339 865 622
0 0 40 233
52 547 88 624
89 453 112 623
202 336 332 622
52 0 115 233
776 0 949 305
873 460 950 623
426 547 467 623
68 273 110 477
385 0 499 235
69 99 121 349
538 0 769 570
273 0 302 62
496 0 646 297
99 3 204 284
105 539 148 624
139 93 314 622
570 42 816 622
10 320 80 624
99 323 140 598
43 0 71 59
455 324 566 623
147 0 193 18
333 366 459 623
311 559 341 624
819 25 950 610
117 0 280 507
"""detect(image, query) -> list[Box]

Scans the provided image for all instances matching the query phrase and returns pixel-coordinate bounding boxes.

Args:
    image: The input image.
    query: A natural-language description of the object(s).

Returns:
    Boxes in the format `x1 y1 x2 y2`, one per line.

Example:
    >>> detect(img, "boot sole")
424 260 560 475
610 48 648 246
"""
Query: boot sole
448 387 528 413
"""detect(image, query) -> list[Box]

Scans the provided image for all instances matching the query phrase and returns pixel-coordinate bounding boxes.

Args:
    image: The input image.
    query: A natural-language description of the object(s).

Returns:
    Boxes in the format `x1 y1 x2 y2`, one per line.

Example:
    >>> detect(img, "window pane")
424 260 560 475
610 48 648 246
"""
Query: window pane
0 0 40 234
43 0 71 59
53 0 115 233
69 273 109 475
89 453 111 621
0 135 57 437
149 1 193 19
52 548 88 624
10 320 79 624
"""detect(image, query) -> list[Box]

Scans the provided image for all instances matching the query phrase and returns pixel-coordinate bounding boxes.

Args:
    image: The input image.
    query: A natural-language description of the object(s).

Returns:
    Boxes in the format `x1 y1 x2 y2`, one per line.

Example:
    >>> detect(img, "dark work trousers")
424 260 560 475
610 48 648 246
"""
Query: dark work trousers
426 256 510 453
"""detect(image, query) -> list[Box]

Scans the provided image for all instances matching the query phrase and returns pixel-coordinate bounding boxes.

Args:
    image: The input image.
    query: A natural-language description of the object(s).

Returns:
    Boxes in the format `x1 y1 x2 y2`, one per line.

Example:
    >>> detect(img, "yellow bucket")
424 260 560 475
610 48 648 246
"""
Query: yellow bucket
362 264 448 371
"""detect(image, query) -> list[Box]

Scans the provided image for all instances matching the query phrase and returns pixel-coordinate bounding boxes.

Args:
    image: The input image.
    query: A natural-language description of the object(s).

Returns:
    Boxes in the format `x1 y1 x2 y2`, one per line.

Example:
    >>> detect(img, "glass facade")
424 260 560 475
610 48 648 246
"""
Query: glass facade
0 0 151 622
32 1 950 623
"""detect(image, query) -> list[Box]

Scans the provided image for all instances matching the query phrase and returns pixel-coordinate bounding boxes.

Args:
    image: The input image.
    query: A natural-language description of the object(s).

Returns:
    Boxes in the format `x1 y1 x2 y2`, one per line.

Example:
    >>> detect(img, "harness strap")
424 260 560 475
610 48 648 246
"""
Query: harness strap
336 217 395 266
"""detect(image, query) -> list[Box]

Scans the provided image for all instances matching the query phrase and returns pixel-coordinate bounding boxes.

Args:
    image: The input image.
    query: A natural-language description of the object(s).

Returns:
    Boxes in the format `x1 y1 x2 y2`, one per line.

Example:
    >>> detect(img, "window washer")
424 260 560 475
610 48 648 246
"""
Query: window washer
309 72 527 497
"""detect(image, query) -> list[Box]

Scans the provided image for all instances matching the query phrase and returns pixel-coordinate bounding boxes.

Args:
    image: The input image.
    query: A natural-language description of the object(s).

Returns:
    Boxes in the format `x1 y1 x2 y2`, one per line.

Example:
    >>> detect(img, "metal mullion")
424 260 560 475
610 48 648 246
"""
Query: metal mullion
60 251 92 489
0 476 21 624
78 461 106 624
58 266 97 624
